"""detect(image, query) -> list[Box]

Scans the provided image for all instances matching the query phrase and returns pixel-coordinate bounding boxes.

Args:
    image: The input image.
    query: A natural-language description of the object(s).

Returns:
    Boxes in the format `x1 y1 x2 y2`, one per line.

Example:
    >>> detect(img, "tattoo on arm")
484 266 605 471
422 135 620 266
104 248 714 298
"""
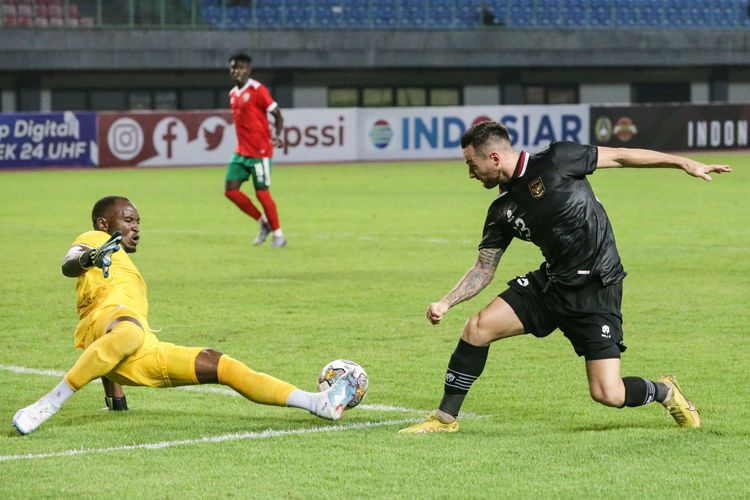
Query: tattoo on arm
444 248 503 307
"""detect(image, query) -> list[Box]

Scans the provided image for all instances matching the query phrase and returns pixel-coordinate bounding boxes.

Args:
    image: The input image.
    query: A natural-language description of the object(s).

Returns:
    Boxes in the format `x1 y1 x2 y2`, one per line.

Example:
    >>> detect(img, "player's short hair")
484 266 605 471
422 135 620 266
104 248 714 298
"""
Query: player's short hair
461 121 511 150
91 196 129 229
229 52 252 64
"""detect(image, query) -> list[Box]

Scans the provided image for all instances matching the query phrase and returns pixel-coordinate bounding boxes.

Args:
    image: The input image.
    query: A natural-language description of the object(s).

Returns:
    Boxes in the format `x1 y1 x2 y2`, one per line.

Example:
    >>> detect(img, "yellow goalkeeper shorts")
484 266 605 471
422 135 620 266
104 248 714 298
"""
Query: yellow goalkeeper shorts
106 343 205 388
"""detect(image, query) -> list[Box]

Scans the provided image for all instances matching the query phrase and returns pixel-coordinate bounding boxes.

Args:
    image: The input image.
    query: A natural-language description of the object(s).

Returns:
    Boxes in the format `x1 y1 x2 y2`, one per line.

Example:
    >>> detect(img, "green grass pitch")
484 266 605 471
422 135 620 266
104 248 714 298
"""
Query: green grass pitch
0 154 748 497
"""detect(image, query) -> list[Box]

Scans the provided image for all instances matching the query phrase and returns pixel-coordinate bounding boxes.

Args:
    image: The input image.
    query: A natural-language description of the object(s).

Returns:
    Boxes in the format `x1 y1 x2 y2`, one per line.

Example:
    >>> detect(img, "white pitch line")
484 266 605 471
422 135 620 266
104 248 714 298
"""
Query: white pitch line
0 364 65 377
0 418 416 463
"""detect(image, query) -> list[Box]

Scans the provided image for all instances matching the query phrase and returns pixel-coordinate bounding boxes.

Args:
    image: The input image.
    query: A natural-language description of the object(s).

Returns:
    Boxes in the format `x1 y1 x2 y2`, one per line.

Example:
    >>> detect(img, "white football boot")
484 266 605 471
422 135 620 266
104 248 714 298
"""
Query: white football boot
270 234 287 248
13 398 60 435
253 219 272 246
311 371 358 421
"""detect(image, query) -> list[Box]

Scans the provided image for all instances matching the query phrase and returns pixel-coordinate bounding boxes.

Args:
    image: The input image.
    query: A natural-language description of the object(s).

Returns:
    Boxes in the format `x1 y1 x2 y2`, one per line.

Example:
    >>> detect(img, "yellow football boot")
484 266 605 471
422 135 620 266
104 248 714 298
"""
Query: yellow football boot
658 375 701 428
398 411 459 434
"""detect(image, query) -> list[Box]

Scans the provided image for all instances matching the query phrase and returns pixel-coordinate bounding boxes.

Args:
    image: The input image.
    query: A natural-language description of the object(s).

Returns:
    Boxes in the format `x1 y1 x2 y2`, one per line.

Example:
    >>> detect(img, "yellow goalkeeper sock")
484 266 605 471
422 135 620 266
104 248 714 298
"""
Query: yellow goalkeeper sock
65 320 145 391
217 355 296 406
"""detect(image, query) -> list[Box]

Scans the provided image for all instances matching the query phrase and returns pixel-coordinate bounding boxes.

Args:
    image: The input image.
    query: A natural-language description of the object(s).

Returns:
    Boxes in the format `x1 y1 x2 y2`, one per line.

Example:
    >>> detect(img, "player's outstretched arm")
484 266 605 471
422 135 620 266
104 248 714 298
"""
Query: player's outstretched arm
596 146 731 181
61 232 122 278
426 247 503 325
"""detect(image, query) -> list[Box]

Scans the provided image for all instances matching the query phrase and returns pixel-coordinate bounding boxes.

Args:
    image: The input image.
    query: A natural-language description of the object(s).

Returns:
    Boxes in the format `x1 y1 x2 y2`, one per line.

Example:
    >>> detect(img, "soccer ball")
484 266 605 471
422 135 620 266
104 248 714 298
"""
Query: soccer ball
317 359 368 409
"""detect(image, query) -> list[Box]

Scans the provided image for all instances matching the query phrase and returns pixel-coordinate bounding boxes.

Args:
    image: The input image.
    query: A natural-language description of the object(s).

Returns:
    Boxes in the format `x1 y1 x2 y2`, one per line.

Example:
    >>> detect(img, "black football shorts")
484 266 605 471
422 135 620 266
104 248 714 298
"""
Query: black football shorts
499 267 626 360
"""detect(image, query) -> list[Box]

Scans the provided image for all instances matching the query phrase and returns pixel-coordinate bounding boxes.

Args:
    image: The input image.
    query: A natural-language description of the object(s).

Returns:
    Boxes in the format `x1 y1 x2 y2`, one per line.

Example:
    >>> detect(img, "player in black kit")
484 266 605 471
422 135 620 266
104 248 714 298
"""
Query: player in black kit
400 120 731 434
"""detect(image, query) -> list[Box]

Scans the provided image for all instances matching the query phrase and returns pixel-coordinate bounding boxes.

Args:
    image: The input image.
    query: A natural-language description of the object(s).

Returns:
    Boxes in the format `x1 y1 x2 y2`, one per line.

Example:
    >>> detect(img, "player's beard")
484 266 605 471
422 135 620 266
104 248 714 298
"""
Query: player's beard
482 178 499 189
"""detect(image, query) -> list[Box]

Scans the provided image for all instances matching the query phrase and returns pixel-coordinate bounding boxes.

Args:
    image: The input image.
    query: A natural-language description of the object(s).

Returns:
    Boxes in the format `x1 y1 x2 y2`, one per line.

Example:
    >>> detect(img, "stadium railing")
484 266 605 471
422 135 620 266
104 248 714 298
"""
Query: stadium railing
1 0 749 30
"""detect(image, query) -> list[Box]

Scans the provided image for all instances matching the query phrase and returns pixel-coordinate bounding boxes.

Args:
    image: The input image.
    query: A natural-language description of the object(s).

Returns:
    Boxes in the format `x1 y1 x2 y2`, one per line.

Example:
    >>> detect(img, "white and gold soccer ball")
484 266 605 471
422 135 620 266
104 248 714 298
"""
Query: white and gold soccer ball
317 359 369 409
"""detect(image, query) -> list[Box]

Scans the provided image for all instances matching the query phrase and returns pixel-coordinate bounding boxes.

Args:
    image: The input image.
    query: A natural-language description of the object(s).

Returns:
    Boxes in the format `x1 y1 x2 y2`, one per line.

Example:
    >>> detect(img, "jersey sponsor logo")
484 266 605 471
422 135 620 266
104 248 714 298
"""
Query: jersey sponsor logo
529 177 545 198
516 276 530 287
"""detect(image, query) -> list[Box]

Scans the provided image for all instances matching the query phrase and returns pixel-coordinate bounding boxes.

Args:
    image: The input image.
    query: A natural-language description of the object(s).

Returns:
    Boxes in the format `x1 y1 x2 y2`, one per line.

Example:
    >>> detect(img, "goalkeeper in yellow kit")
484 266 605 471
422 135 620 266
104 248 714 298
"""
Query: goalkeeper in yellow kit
13 195 357 435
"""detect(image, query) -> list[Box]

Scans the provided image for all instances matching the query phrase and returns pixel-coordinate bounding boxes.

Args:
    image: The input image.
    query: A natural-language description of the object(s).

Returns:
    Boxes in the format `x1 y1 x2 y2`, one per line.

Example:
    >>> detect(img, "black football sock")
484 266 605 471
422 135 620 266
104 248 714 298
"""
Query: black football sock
622 376 668 407
653 380 670 403
438 338 489 418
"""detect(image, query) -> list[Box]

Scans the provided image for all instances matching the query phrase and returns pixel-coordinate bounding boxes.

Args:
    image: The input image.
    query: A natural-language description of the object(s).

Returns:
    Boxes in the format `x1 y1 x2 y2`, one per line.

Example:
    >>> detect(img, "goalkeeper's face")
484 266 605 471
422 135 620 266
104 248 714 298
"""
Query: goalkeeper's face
106 201 140 253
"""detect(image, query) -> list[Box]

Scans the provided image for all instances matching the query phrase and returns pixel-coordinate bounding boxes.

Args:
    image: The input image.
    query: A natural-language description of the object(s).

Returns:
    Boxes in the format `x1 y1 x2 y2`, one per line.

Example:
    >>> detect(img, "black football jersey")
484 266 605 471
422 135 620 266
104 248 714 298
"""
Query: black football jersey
479 141 626 287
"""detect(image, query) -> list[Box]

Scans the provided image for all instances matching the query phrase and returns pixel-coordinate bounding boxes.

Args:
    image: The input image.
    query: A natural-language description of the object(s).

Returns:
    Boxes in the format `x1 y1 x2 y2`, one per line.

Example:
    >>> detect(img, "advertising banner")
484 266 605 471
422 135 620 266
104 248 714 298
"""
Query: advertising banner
98 109 357 167
590 104 750 151
98 111 234 167
276 108 358 163
358 105 589 161
0 112 97 168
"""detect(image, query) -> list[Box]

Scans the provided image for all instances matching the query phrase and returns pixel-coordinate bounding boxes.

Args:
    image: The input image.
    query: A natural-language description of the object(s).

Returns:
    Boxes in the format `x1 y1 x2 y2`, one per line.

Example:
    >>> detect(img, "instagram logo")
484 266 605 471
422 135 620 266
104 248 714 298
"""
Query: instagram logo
108 118 144 161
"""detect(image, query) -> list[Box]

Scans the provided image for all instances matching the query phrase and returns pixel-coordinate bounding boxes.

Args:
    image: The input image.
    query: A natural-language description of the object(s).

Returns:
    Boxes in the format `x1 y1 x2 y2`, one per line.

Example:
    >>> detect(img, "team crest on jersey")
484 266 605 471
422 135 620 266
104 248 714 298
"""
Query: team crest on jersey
529 177 545 199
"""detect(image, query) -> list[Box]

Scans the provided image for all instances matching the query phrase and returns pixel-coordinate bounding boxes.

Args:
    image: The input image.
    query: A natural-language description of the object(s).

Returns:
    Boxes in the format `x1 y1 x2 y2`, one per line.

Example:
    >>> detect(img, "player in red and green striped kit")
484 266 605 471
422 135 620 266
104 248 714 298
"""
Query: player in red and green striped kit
225 52 287 247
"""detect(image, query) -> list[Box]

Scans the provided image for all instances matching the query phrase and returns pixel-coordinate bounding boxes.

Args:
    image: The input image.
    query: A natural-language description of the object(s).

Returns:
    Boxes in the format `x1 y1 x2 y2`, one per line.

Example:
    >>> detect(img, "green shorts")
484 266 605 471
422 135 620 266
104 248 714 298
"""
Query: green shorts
225 153 273 189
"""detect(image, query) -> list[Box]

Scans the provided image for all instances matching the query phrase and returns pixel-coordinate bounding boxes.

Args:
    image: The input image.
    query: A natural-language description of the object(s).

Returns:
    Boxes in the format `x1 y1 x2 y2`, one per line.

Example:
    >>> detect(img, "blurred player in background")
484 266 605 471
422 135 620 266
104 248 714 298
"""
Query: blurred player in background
400 120 731 434
12 196 357 435
224 52 287 247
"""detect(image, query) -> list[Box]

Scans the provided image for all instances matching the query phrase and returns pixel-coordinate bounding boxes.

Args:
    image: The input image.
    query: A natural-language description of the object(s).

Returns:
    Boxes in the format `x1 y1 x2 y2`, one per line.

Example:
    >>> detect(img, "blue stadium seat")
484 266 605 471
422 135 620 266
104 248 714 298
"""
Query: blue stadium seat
373 1 398 28
536 0 562 27
256 5 281 27
562 6 587 27
590 5 613 27
193 0 750 30
509 3 533 27
342 4 369 28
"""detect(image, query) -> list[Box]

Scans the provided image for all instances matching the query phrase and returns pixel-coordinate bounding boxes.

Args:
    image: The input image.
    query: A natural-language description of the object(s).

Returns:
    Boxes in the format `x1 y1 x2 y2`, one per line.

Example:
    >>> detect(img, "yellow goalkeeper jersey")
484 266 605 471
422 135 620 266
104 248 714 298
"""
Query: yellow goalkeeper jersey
71 231 148 347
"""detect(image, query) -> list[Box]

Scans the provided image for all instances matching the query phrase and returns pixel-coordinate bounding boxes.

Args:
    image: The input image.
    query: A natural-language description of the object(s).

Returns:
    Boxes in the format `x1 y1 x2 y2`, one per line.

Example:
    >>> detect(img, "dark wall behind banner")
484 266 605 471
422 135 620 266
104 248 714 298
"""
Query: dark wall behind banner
590 105 750 151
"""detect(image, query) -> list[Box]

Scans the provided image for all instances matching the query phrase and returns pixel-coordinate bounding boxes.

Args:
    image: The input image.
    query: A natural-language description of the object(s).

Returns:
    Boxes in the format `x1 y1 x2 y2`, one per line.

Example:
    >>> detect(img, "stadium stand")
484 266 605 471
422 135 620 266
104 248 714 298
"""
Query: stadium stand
2 0 750 29
1 0 87 28
195 0 750 30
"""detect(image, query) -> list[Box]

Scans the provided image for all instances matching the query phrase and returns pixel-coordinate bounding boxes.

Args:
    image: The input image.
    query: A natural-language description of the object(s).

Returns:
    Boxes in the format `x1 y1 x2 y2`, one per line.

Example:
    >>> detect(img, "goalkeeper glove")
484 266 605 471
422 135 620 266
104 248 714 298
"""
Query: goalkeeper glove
78 231 122 278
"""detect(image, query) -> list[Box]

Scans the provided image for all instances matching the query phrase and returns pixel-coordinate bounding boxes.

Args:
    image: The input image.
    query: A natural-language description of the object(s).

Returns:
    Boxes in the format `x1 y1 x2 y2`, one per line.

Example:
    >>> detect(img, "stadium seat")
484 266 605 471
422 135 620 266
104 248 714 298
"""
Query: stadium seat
343 4 369 27
47 4 61 18
79 15 94 27
256 6 281 27
16 3 30 16
3 13 16 26
590 7 613 27
21 0 729 30
509 3 534 27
